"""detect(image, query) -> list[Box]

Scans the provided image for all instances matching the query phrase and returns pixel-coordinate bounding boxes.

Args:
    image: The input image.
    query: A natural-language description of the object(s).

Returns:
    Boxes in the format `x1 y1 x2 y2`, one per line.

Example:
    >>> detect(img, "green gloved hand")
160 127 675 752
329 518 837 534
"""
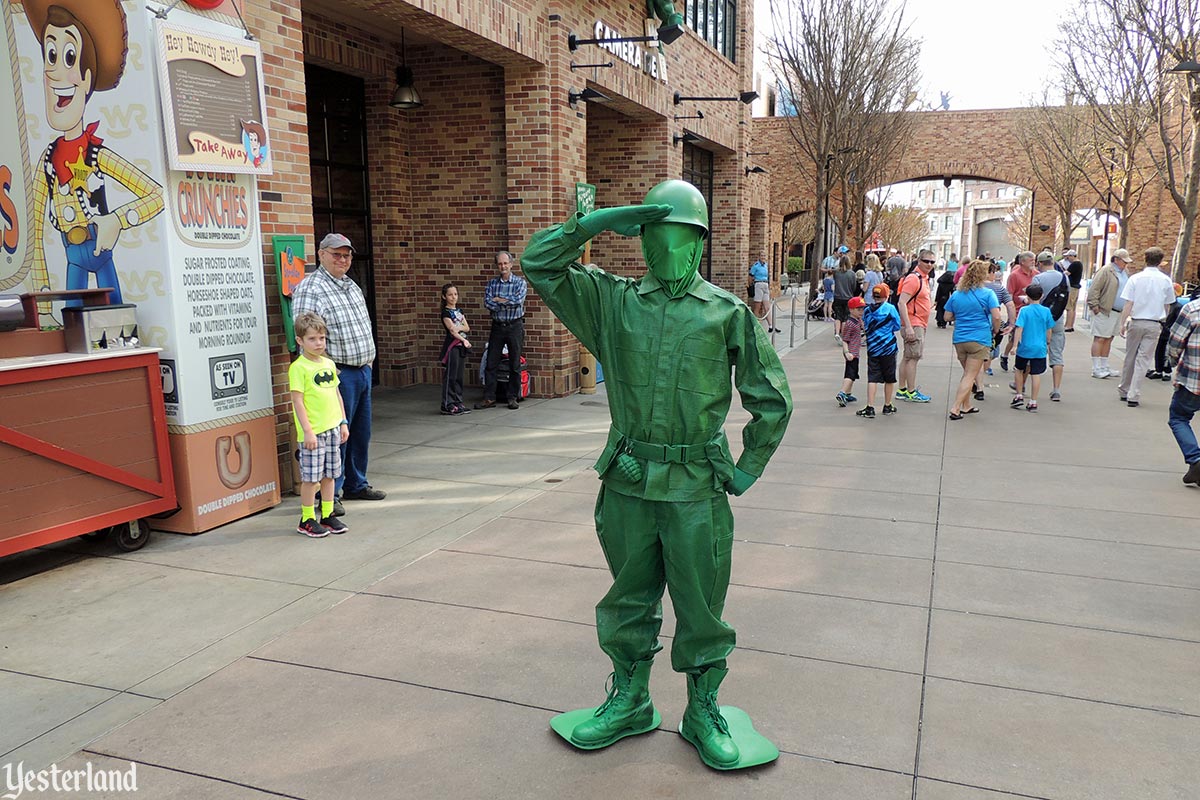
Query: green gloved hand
578 204 673 238
724 467 757 496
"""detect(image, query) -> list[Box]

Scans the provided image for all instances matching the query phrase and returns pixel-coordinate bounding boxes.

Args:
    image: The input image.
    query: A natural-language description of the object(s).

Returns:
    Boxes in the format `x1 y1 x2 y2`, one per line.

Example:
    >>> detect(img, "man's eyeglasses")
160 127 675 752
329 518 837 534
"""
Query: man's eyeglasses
325 251 352 261
920 258 936 265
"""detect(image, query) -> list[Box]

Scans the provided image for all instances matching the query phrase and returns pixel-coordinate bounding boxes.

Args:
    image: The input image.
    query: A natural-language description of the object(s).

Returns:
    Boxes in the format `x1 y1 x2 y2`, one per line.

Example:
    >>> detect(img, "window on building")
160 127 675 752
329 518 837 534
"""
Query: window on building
929 219 936 232
944 216 954 232
933 190 941 204
965 190 972 202
682 142 715 279
981 189 989 199
948 188 957 203
685 0 737 62
918 189 926 203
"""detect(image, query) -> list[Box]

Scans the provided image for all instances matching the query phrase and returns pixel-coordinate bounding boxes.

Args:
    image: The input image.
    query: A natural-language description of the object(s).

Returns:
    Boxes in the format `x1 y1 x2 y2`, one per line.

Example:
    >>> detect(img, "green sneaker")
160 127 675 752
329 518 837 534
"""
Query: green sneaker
680 668 740 768
567 660 658 749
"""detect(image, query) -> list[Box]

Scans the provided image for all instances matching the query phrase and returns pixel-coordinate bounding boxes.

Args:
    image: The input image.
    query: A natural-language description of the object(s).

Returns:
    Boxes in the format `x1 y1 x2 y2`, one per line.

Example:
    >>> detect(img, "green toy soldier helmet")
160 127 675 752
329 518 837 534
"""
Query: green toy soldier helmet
642 180 708 238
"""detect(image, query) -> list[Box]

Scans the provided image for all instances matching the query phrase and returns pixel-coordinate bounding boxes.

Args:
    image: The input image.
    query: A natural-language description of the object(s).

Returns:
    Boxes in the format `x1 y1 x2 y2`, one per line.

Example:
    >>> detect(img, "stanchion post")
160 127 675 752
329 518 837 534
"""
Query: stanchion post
790 293 797 348
804 290 810 341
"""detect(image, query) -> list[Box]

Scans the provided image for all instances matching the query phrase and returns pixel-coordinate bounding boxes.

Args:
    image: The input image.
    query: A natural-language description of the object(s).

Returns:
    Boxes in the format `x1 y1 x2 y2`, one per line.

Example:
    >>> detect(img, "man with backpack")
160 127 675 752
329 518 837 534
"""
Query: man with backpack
896 249 935 403
1029 251 1072 401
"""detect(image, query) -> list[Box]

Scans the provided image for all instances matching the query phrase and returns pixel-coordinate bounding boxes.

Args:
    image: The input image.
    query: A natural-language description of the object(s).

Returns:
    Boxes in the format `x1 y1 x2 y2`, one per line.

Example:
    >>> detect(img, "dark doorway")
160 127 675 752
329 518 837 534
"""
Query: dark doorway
304 64 378 372
682 142 714 281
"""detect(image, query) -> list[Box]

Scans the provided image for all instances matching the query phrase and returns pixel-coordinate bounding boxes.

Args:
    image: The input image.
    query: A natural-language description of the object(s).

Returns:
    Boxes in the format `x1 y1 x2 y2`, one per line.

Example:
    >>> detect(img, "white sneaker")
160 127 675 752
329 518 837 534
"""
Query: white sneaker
1091 371 1108 379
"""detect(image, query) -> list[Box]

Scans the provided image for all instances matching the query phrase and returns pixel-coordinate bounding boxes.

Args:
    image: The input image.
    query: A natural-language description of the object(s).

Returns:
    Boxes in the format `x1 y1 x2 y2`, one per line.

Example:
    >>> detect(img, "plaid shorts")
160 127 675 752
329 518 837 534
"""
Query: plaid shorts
298 428 342 483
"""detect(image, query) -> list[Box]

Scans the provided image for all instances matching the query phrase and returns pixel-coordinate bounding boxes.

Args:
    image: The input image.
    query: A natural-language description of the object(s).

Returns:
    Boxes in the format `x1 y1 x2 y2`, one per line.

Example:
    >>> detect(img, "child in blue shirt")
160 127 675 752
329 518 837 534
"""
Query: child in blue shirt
1011 283 1054 412
857 284 903 418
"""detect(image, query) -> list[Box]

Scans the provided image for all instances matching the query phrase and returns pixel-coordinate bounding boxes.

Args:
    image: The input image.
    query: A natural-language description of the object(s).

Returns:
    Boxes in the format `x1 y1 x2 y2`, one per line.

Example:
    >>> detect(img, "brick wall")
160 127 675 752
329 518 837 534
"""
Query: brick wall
232 0 761 474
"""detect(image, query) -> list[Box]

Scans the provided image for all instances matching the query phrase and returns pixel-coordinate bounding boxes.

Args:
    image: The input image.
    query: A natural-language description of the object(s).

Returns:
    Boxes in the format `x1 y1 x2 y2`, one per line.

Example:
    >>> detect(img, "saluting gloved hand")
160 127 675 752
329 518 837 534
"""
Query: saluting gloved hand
578 204 673 238
724 467 757 496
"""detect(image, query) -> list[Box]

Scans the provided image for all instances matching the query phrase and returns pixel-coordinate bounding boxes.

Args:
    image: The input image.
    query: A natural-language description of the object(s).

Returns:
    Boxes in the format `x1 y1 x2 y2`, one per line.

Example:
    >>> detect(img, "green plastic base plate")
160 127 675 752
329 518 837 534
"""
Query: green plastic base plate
550 706 662 750
679 706 779 770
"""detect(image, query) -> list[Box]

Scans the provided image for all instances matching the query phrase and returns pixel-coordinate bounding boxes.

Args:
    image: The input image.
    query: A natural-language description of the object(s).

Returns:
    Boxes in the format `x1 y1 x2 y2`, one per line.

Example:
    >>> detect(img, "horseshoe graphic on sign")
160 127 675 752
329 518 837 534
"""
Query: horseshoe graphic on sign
215 431 252 489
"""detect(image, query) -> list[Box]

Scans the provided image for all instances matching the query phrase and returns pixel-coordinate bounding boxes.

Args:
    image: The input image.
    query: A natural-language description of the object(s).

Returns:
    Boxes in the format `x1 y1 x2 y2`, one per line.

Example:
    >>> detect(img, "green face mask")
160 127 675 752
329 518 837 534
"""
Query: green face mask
641 222 704 297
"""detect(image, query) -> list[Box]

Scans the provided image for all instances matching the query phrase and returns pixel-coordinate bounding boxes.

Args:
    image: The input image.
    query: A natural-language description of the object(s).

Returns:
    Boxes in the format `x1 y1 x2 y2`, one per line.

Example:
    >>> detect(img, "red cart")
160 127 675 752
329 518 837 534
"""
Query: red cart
0 347 177 557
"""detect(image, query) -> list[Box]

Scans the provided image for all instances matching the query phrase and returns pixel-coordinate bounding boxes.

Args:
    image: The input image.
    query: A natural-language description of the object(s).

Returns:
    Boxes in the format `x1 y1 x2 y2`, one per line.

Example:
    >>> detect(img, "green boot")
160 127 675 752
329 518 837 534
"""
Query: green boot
569 660 657 749
680 668 740 768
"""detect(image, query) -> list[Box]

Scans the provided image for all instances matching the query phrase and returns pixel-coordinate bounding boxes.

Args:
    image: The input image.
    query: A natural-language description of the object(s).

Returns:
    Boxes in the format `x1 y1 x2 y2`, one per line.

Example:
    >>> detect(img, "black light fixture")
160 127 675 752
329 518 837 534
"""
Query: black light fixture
673 131 701 146
942 176 952 188
673 90 758 105
569 61 614 71
745 166 767 176
569 31 659 51
568 87 610 106
673 109 704 121
389 29 422 110
1038 224 1051 232
1168 59 1200 72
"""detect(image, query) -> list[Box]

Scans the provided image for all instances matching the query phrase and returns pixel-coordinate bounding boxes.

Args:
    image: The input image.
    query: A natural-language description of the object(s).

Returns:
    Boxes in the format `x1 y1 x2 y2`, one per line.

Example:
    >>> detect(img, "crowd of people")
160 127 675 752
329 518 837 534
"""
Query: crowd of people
811 244 1200 486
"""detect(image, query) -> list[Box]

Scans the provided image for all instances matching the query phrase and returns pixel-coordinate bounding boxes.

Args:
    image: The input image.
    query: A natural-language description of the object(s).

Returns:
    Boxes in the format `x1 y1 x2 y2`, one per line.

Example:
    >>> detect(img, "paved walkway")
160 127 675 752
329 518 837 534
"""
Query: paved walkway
1 317 1197 799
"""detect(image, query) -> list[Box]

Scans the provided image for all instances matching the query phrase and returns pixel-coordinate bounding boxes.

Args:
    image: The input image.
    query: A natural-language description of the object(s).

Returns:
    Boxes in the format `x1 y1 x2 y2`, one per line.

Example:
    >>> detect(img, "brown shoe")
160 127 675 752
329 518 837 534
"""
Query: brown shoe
474 399 496 410
507 398 519 410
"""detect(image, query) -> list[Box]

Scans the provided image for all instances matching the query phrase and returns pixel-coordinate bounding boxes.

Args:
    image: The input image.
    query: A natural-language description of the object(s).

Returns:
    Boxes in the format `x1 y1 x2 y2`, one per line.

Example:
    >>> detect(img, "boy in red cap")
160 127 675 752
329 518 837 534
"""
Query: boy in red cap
836 296 867 406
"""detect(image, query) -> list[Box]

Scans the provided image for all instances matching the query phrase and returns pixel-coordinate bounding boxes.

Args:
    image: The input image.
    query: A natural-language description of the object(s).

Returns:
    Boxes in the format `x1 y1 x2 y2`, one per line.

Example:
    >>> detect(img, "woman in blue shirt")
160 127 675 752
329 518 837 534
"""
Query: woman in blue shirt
943 260 1001 419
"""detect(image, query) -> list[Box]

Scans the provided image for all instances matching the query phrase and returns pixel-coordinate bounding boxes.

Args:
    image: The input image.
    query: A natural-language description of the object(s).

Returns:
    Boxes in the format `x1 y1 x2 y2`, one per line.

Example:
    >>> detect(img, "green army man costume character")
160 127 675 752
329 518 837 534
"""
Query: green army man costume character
647 0 685 44
523 180 792 770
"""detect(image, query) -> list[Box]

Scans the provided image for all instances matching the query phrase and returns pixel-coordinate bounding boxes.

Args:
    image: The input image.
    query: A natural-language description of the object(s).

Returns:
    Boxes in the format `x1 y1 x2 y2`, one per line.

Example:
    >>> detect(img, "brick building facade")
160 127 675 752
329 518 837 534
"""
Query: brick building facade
183 0 768 488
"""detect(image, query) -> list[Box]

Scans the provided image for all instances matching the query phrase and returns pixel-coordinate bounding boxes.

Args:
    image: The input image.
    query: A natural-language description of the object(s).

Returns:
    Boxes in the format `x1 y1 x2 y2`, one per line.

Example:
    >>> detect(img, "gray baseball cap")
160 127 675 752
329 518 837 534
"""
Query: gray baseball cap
1036 252 1053 263
1112 248 1133 263
319 233 355 251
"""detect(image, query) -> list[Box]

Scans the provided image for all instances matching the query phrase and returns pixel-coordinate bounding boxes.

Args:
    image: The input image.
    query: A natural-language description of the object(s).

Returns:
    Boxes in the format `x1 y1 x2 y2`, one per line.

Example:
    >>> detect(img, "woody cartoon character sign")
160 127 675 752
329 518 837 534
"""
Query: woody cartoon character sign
15 0 165 325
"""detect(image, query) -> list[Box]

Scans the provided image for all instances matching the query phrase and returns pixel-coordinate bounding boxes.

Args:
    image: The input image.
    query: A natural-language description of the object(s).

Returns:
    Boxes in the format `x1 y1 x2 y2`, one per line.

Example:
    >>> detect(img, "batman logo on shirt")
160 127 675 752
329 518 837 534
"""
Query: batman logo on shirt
313 370 336 386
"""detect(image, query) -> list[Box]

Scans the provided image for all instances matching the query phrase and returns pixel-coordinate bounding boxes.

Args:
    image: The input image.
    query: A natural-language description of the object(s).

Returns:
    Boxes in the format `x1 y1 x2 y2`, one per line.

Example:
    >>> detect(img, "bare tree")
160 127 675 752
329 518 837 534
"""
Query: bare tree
874 204 928 256
1058 0 1156 250
1006 191 1033 253
765 0 922 283
1015 92 1093 251
784 213 816 260
1125 0 1200 280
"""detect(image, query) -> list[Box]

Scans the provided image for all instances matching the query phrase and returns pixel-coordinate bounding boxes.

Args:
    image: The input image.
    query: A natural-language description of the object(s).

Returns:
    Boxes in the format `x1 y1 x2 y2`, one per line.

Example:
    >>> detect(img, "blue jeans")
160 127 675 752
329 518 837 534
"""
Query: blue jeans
1168 385 1200 465
62 227 123 306
336 364 373 495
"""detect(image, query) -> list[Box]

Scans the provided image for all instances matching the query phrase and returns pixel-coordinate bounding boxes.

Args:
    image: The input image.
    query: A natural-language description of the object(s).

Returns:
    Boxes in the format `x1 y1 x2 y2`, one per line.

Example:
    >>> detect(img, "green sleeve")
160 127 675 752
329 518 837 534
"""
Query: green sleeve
520 213 607 354
729 306 793 476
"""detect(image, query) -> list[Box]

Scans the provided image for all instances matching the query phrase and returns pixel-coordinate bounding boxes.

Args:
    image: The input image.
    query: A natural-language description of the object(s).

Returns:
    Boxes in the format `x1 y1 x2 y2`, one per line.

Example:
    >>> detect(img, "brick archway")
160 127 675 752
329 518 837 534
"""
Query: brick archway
752 110 1200 282
753 110 1058 264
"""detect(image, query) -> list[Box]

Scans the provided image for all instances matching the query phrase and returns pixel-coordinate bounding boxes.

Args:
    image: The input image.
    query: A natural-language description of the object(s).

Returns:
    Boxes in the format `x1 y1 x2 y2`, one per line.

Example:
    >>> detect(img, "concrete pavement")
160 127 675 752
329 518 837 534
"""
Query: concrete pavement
1 315 1197 799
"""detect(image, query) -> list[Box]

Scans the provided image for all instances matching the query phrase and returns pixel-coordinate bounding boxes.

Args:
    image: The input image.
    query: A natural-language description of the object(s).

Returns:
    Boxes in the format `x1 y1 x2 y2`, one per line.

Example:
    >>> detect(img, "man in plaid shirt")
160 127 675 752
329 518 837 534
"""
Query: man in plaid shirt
476 251 528 410
292 233 386 510
1165 294 1200 486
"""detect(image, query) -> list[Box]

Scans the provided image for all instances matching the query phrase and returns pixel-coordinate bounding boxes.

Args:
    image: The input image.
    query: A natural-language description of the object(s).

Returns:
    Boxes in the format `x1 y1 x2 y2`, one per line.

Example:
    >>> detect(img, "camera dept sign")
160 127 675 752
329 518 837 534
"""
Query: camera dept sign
593 20 668 83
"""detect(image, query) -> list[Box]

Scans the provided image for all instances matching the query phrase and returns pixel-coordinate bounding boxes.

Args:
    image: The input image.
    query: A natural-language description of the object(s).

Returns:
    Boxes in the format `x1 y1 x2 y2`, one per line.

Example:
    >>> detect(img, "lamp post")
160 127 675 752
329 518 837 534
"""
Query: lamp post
1102 146 1115 270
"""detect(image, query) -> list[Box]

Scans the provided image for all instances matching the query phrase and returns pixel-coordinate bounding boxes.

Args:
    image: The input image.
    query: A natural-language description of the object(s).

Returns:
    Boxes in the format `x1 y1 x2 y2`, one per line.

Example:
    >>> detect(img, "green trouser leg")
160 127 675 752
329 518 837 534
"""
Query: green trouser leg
594 487 736 674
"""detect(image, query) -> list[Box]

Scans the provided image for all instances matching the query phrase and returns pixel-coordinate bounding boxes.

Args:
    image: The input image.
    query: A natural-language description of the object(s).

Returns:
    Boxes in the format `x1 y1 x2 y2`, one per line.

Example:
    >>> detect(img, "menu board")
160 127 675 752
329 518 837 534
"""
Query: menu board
156 20 272 174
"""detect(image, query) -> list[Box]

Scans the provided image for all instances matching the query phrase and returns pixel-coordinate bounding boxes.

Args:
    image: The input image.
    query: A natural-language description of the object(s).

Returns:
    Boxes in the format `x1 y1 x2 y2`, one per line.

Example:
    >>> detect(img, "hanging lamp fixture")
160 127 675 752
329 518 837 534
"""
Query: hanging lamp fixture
390 29 423 110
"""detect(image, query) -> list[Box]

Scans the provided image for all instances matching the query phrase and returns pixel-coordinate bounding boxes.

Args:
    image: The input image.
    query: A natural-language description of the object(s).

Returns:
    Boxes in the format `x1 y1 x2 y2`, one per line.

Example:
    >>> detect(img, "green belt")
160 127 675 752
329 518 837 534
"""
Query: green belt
623 435 708 464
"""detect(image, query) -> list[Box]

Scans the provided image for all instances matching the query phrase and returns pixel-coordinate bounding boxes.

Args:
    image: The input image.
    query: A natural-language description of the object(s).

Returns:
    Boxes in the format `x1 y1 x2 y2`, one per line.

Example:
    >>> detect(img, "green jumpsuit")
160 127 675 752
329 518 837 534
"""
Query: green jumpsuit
522 212 792 675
